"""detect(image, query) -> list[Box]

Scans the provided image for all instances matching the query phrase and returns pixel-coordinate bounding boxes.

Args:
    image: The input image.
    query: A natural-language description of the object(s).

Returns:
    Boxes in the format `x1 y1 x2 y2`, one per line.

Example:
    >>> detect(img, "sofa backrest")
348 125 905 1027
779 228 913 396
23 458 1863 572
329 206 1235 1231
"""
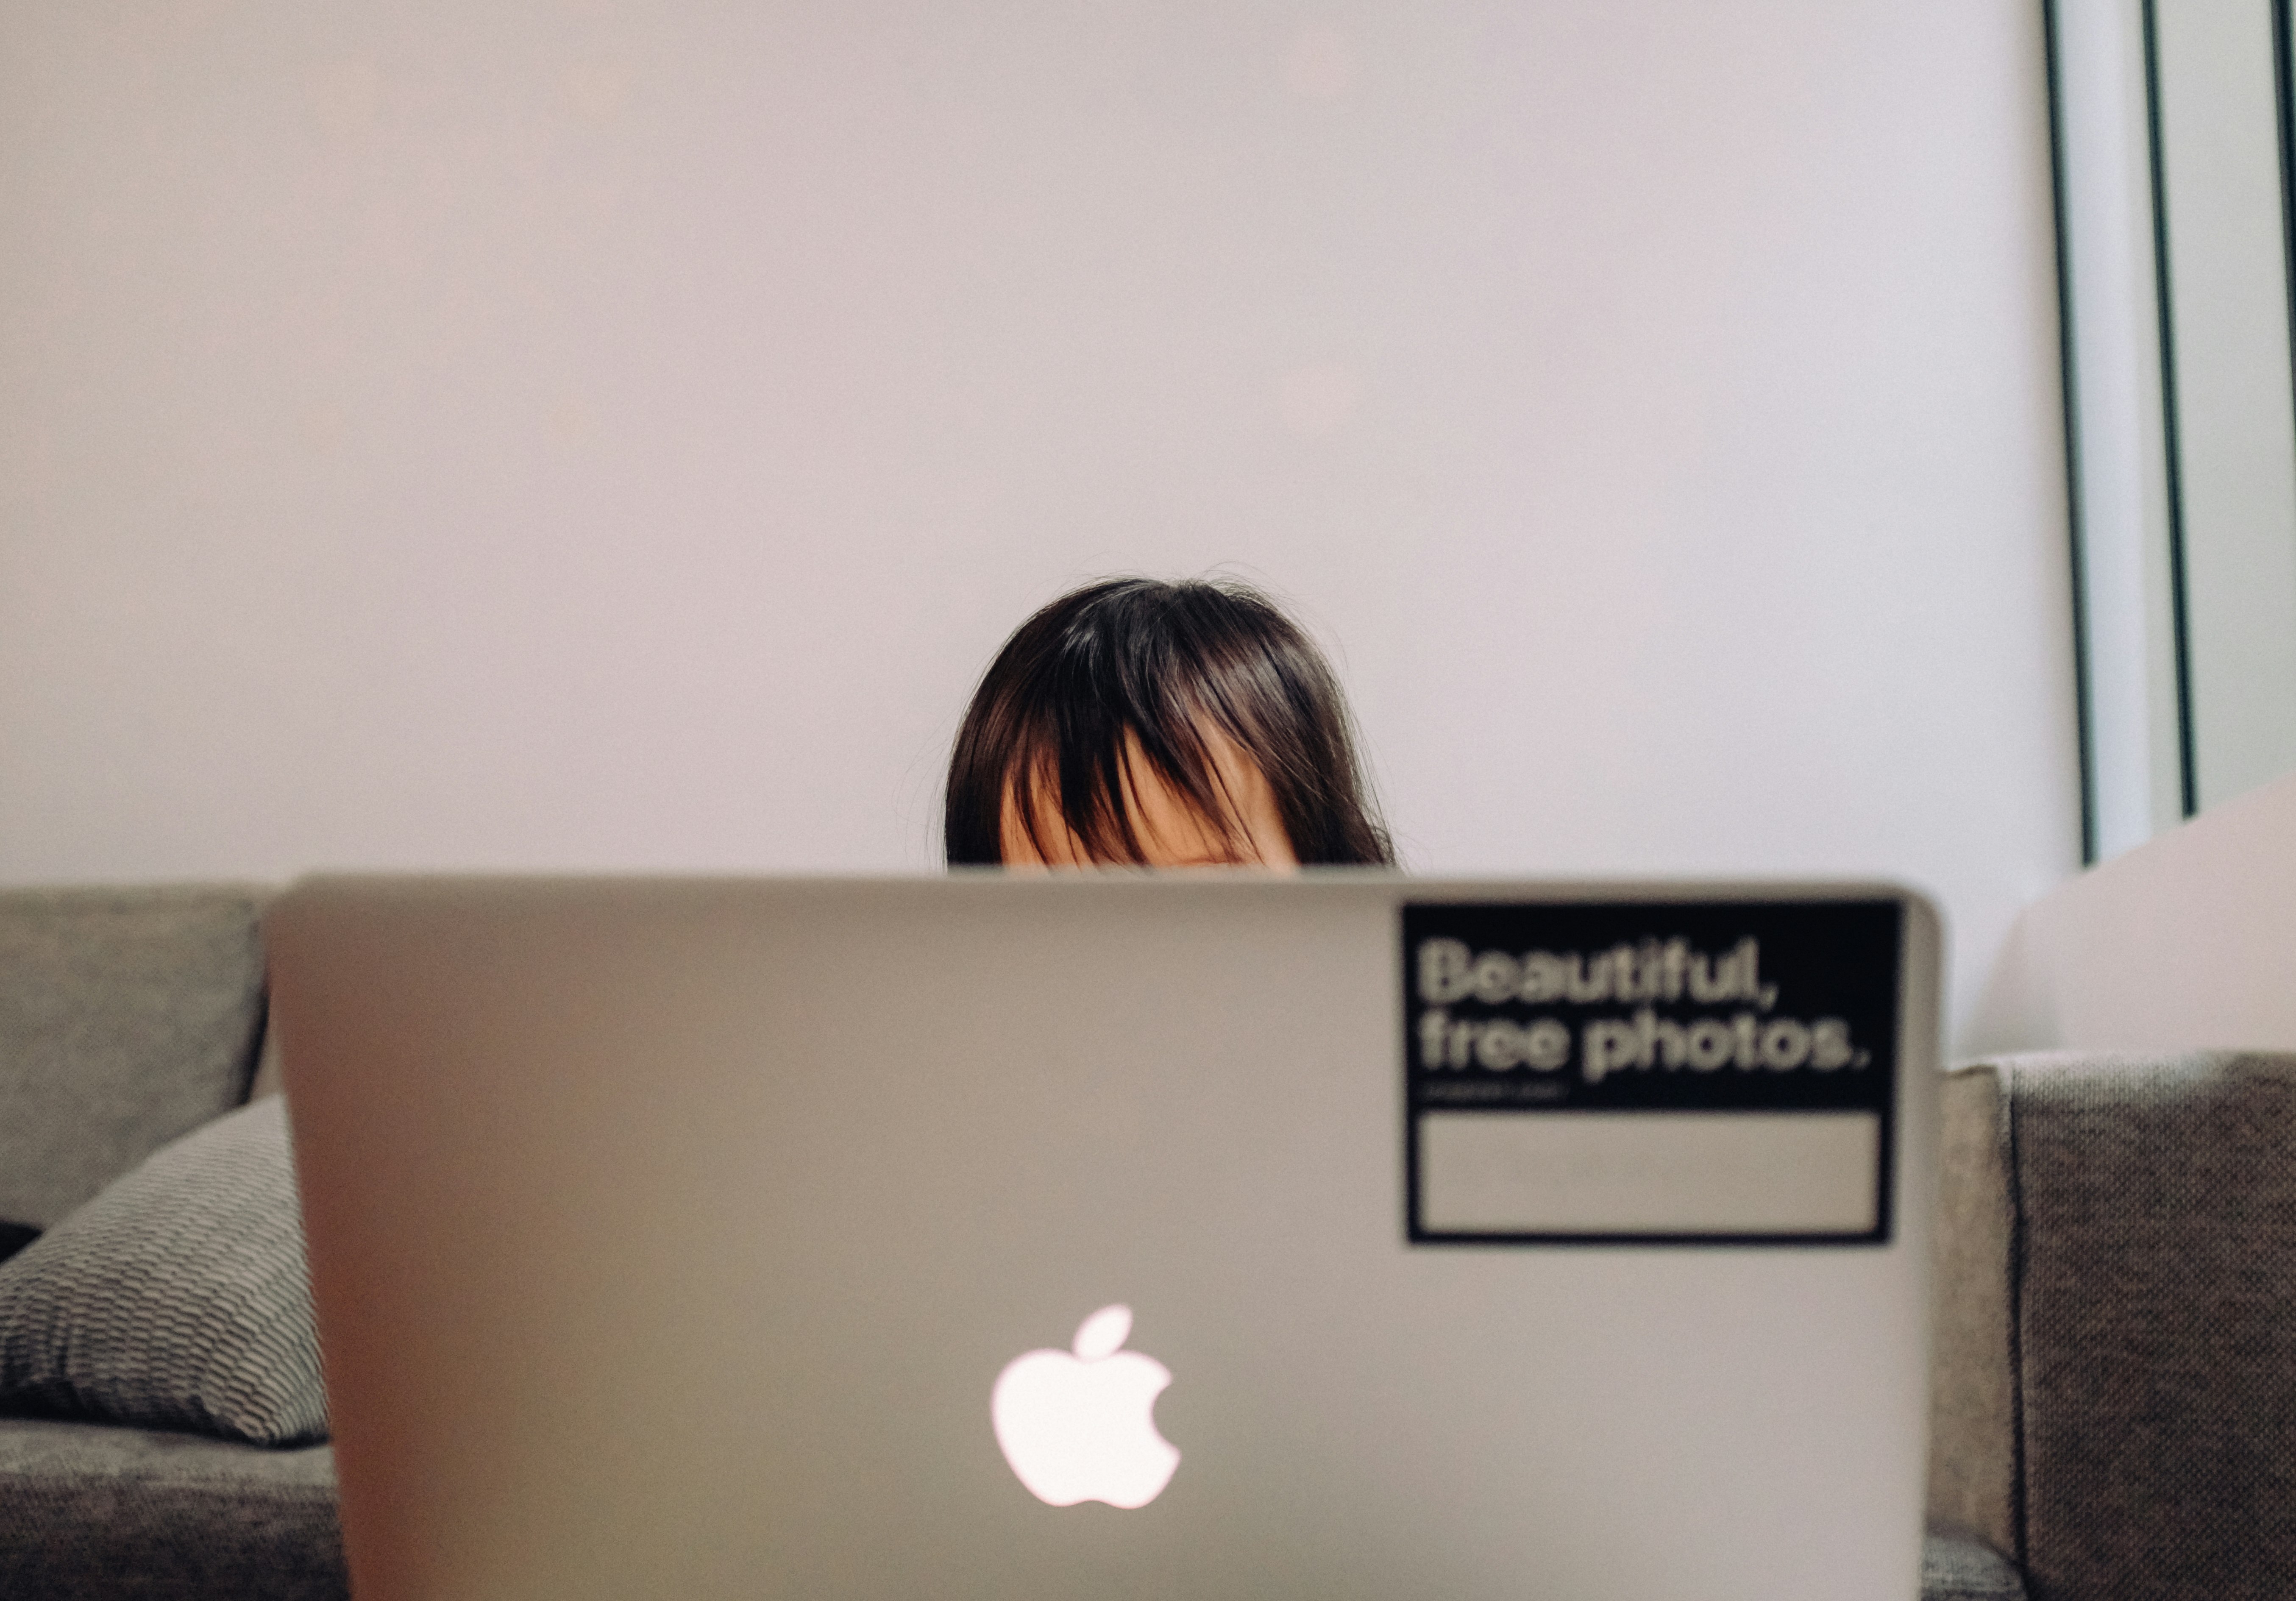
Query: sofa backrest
0 885 269 1229
1929 1051 2296 1601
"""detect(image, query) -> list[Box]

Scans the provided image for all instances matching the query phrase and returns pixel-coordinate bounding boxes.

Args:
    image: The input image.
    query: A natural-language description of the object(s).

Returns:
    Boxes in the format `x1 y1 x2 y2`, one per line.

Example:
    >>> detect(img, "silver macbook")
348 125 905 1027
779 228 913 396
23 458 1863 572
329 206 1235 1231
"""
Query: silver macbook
270 873 1940 1600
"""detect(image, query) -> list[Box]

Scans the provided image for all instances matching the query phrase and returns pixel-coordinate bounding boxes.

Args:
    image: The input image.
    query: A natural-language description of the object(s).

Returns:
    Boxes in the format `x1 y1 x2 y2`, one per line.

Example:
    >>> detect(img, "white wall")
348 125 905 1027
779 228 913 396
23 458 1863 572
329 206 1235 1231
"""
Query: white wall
0 0 2080 1051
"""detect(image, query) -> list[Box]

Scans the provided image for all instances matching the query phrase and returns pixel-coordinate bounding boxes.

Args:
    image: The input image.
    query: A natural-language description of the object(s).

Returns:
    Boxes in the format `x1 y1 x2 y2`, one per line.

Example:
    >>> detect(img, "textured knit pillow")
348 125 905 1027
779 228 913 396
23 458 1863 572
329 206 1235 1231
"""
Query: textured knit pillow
0 1096 326 1445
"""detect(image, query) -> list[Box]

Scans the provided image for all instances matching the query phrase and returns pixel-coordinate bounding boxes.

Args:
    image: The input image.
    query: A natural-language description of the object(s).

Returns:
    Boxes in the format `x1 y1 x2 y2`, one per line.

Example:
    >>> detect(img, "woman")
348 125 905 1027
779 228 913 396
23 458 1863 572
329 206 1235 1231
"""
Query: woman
944 576 1394 869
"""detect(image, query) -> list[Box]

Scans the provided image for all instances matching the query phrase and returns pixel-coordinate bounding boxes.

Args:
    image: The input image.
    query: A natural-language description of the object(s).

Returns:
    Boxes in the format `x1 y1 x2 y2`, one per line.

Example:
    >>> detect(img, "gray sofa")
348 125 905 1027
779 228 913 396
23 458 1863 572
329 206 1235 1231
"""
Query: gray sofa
0 887 342 1601
0 885 2284 1600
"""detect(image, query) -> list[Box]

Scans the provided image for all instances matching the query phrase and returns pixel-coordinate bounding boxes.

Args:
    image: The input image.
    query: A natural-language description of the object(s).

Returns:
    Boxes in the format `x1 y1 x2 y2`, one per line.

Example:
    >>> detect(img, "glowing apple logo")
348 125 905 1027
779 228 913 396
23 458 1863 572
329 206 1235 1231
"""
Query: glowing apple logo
991 1304 1180 1509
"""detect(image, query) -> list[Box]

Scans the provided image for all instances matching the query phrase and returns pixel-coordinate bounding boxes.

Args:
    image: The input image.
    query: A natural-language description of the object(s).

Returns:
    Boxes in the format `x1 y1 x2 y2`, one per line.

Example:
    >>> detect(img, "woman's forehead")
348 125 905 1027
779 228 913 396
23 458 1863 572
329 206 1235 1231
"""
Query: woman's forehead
999 727 1292 868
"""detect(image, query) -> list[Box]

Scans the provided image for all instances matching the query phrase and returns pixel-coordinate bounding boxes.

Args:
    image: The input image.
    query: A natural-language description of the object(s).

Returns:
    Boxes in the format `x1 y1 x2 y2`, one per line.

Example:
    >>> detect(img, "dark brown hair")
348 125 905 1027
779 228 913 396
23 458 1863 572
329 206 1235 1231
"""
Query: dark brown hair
944 576 1393 866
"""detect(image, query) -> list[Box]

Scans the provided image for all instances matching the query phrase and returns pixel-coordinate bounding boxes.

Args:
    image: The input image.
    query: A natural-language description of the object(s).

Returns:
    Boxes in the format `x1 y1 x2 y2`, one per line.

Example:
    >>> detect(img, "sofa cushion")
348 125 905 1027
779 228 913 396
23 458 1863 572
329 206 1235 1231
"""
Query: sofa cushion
0 1416 343 1601
1920 1531 2026 1601
1919 1525 2029 1598
0 1098 325 1446
0 886 269 1229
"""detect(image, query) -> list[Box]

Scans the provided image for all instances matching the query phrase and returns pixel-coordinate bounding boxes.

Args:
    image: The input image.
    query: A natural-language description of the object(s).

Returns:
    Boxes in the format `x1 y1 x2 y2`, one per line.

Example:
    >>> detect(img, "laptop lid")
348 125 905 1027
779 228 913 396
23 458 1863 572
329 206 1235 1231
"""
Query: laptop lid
271 873 1939 1601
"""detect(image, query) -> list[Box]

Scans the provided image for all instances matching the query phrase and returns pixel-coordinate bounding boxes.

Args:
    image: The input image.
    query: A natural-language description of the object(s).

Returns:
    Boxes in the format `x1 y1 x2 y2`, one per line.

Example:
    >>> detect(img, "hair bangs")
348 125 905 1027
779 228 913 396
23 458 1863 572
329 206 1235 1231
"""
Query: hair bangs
998 665 1260 868
943 575 1393 868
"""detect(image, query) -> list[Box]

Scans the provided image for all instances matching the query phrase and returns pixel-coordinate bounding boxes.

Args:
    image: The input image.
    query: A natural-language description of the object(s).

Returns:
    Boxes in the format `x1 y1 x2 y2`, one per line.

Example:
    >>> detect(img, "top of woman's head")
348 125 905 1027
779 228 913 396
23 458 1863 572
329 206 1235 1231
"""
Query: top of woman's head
944 576 1394 868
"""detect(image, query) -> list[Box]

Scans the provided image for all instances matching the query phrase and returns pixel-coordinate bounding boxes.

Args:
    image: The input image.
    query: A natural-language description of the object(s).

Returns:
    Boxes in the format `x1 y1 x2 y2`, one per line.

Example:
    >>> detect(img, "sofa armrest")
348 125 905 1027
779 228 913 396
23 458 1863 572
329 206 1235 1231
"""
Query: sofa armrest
1927 1051 2296 1601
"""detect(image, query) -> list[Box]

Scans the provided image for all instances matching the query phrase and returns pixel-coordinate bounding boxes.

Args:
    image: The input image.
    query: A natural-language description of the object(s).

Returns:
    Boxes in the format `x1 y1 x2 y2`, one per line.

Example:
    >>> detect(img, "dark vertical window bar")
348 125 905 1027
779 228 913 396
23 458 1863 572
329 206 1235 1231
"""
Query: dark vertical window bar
2141 0 2201 818
2275 0 2296 649
2044 0 2098 864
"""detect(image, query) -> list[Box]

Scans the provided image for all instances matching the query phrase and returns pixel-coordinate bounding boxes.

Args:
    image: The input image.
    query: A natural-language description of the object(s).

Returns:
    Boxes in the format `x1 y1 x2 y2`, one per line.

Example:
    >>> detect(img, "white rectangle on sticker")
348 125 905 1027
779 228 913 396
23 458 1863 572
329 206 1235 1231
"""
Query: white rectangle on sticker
1418 1111 1880 1235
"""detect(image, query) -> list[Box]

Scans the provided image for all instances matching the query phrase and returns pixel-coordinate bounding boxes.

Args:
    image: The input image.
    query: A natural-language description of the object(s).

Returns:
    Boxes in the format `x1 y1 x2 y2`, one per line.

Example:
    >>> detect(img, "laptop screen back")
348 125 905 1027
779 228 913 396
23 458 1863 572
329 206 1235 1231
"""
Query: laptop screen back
272 874 1938 1601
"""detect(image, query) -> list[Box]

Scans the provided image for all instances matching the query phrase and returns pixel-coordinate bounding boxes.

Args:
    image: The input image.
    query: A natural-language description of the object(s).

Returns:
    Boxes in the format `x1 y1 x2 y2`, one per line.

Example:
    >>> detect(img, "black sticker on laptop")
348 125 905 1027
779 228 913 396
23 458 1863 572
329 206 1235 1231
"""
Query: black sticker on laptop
1401 901 1901 1246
